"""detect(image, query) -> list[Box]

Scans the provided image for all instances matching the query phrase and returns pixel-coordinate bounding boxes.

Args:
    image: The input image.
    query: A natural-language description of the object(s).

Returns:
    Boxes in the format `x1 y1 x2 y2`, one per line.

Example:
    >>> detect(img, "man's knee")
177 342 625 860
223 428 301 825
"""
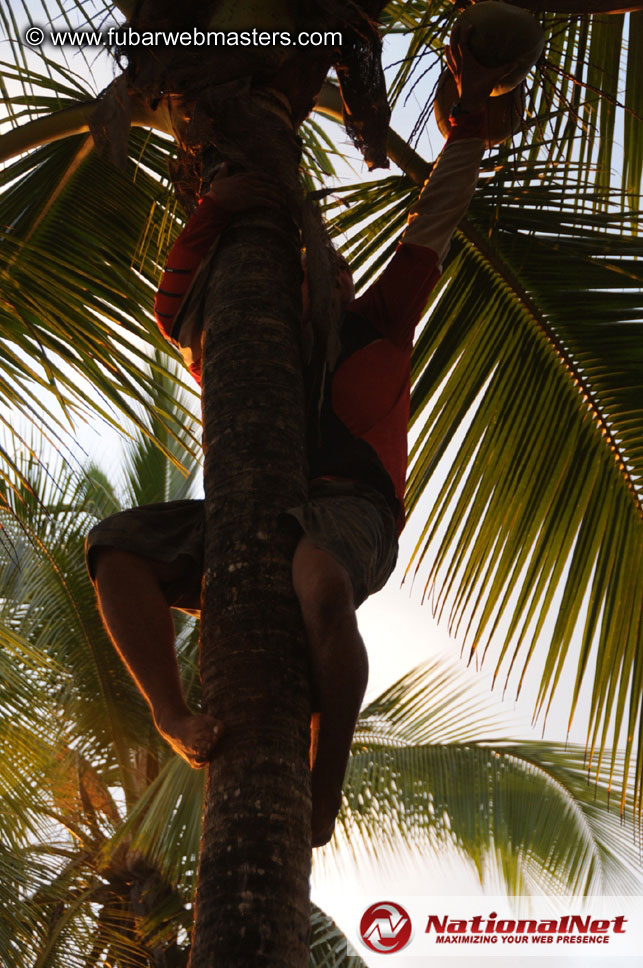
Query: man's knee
292 537 357 639
92 547 177 587
91 547 137 591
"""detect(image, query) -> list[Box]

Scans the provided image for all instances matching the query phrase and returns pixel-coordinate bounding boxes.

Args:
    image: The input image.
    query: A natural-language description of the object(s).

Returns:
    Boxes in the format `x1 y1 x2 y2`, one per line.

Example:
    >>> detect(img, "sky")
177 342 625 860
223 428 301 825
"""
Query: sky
2 3 643 967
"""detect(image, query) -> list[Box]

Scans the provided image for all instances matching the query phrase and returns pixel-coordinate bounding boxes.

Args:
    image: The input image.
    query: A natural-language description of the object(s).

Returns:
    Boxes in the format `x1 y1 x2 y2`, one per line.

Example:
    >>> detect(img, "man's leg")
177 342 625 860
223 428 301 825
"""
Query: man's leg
292 536 368 847
92 547 222 768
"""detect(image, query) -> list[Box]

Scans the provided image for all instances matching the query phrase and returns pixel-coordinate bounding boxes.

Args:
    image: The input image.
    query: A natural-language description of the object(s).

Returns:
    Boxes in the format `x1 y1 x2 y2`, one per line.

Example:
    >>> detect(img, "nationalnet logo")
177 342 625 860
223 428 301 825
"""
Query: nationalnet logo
359 901 413 954
424 910 627 947
352 897 642 958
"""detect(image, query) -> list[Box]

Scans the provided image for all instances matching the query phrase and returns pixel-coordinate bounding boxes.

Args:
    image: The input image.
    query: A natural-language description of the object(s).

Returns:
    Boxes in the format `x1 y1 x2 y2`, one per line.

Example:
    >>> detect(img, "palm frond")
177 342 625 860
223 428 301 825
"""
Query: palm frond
1 67 199 467
0 375 200 805
0 625 60 847
120 350 202 506
0 406 201 967
0 461 151 796
309 903 366 968
336 661 643 896
323 146 643 809
104 755 204 886
0 1 122 112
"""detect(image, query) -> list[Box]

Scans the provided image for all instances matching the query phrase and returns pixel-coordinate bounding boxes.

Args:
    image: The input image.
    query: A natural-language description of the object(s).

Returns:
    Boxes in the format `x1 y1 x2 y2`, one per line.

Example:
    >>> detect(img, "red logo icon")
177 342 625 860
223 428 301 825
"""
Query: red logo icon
360 901 413 953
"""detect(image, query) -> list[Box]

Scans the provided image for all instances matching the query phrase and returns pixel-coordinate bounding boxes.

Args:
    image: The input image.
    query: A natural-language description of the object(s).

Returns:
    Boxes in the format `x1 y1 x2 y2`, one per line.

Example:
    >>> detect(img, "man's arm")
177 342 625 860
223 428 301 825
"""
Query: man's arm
154 196 232 345
154 165 282 380
349 115 486 351
351 33 516 351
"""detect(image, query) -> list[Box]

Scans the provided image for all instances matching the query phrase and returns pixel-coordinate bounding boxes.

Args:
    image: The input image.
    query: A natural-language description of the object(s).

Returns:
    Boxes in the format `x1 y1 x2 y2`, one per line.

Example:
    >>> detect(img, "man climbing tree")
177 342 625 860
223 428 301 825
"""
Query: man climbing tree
86 33 513 848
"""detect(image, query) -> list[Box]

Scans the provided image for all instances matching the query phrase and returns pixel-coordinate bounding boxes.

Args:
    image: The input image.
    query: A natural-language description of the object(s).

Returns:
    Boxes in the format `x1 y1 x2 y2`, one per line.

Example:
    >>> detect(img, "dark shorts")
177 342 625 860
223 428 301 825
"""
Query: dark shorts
85 479 398 611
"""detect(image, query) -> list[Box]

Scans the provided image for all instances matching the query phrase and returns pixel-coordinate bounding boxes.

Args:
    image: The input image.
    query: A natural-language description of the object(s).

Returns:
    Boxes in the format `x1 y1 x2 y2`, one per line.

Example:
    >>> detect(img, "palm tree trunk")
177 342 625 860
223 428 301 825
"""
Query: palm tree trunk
188 101 312 967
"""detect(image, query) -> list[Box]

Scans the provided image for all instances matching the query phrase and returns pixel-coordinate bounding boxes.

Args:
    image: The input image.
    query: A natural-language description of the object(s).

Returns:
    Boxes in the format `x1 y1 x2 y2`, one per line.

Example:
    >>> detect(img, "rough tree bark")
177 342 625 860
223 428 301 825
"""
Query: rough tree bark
188 93 312 967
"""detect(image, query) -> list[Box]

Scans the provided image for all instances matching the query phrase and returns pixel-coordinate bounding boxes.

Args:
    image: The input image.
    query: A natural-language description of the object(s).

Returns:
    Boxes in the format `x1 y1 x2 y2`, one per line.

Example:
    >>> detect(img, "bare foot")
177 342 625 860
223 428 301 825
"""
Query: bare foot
154 711 223 768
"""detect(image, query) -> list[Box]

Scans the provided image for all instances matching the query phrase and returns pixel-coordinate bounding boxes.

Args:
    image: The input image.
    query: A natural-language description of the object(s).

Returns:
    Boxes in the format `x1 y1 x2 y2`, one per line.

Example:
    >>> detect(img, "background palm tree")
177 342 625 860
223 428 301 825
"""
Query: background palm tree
1 389 640 967
1 0 643 961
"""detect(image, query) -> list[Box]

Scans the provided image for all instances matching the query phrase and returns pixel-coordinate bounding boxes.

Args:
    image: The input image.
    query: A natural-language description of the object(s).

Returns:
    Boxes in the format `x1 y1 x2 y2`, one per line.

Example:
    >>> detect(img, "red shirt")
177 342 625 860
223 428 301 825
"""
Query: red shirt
154 197 231 383
330 244 440 528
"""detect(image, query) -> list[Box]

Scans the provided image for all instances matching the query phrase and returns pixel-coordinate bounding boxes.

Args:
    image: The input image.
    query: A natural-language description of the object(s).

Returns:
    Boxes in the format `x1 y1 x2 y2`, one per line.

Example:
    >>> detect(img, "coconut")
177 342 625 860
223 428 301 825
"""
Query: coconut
452 1 545 96
433 69 525 147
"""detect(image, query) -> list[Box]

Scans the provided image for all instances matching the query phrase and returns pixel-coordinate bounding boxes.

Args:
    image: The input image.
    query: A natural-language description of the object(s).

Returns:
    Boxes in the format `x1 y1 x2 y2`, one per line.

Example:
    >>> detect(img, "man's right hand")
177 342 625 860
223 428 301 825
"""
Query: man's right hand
204 162 284 212
446 26 517 113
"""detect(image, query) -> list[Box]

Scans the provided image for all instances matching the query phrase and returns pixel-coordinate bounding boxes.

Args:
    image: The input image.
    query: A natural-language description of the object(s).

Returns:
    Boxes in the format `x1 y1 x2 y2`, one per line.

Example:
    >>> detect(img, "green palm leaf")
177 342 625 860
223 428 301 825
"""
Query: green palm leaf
340 663 642 896
0 384 199 967
309 903 367 967
0 358 201 812
1 65 198 465
0 625 59 847
407 189 643 811
319 125 643 809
